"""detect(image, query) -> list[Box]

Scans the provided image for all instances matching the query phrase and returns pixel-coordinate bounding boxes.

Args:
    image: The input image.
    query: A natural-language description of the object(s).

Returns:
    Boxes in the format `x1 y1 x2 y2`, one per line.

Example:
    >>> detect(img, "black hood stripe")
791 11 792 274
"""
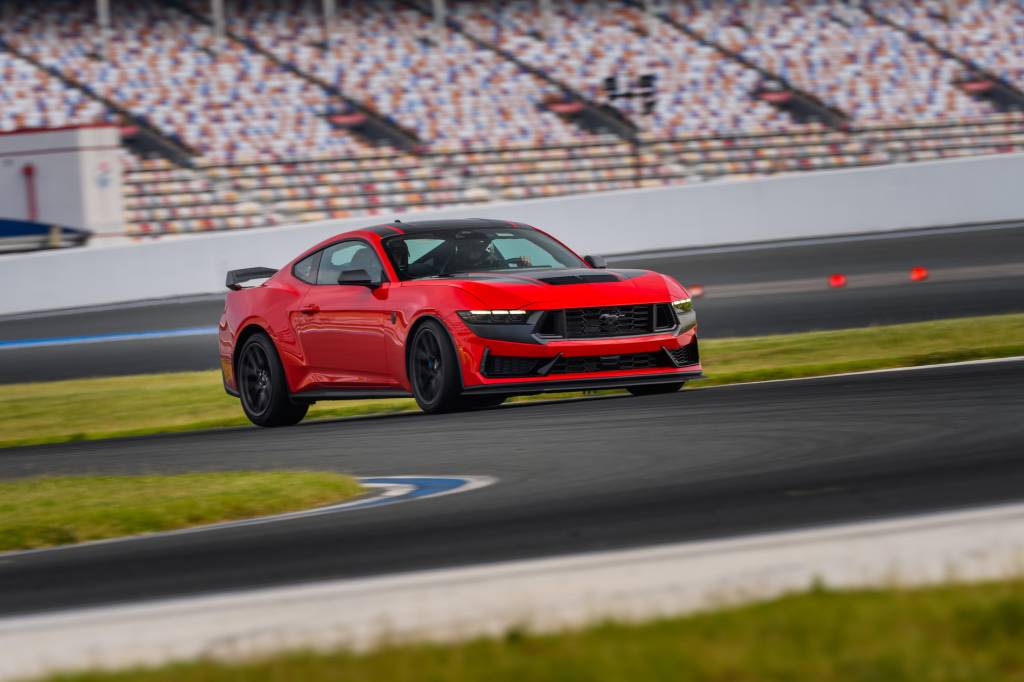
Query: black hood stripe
439 268 649 285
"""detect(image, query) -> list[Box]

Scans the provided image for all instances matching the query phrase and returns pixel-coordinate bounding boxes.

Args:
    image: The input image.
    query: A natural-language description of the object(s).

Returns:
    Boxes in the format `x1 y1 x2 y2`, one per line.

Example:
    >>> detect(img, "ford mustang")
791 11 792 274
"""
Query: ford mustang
220 218 701 426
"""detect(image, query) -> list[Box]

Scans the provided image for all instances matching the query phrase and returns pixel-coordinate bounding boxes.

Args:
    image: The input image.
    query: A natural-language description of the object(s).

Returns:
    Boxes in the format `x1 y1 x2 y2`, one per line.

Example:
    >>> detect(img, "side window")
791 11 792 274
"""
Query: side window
292 251 321 284
316 241 386 285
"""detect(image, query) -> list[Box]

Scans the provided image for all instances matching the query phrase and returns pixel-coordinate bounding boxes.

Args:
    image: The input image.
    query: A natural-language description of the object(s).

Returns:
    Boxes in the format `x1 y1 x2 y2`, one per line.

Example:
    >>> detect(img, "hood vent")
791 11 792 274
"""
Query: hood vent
538 273 620 285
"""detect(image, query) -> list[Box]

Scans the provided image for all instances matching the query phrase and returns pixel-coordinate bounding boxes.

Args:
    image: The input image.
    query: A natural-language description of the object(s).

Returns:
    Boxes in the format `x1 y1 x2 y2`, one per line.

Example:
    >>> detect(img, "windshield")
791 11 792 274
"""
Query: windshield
382 229 586 281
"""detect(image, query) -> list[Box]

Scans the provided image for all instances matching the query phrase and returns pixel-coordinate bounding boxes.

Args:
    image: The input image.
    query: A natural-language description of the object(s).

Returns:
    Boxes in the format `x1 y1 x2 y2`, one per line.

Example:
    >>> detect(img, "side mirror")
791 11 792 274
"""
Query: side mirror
584 255 607 269
338 269 381 288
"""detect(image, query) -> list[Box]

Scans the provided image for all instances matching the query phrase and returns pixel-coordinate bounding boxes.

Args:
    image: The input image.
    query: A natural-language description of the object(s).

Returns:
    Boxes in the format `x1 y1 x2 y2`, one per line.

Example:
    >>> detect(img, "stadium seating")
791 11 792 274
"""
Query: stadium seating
206 0 602 152
2 0 371 163
668 0 995 125
0 50 109 132
449 0 799 138
872 0 1024 89
3 0 1024 238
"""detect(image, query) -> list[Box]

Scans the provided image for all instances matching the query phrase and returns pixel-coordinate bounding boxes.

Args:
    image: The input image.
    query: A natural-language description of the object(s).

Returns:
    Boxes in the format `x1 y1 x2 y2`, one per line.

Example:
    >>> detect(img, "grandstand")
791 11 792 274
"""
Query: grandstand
2 0 1024 239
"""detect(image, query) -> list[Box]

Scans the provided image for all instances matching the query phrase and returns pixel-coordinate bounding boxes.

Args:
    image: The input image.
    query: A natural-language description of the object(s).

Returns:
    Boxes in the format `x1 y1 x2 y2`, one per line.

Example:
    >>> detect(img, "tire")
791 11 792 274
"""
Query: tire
627 382 684 397
237 332 309 427
408 319 466 414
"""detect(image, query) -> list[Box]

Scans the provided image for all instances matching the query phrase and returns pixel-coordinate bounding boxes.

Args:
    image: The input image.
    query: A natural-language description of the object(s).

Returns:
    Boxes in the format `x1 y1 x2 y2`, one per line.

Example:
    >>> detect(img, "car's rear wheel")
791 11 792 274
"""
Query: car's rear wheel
238 333 308 427
627 382 685 397
409 319 467 414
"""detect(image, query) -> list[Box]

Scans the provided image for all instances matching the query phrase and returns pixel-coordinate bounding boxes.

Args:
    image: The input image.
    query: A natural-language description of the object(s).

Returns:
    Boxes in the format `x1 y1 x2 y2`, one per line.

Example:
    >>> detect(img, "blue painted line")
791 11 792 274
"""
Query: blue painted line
355 476 472 508
0 326 219 351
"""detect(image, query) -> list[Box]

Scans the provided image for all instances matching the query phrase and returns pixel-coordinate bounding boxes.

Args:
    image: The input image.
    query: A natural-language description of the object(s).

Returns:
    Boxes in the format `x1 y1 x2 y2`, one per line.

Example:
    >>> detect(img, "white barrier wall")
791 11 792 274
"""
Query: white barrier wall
1 152 1023 316
0 126 123 234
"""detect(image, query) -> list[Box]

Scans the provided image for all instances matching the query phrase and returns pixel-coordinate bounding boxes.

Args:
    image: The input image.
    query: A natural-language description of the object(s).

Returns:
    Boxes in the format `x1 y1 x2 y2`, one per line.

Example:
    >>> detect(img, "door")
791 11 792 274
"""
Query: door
293 240 394 388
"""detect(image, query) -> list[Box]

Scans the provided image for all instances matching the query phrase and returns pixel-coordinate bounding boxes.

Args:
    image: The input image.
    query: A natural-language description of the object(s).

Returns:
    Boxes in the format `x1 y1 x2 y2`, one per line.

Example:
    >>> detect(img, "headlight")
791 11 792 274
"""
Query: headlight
458 310 530 324
671 298 696 332
671 298 693 314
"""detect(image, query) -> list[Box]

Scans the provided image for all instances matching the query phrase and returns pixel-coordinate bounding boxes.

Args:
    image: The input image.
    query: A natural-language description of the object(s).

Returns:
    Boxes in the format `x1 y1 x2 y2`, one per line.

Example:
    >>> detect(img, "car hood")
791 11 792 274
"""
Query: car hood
445 268 683 309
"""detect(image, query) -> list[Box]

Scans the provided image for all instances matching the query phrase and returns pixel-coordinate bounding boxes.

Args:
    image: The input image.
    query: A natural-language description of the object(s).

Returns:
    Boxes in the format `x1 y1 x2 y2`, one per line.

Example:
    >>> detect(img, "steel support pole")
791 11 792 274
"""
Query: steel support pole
211 0 225 48
537 0 552 38
432 0 446 43
322 0 336 48
96 0 110 58
643 0 656 35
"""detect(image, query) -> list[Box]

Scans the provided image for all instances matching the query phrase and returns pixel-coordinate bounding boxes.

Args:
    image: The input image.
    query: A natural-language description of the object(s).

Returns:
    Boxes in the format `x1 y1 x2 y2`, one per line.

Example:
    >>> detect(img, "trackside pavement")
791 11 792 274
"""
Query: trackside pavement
3 501 1024 681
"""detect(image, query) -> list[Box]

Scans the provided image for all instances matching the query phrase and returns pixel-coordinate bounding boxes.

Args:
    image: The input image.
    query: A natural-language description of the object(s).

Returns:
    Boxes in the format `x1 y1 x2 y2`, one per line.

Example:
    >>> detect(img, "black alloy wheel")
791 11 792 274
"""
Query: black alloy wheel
409 320 465 413
237 333 308 427
240 341 273 416
412 327 444 403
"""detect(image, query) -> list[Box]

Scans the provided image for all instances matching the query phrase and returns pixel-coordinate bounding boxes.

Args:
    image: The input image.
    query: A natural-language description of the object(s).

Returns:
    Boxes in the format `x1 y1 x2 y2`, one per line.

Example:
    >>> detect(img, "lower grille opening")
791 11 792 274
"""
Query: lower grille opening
484 355 543 378
550 352 666 374
666 337 700 367
485 351 673 378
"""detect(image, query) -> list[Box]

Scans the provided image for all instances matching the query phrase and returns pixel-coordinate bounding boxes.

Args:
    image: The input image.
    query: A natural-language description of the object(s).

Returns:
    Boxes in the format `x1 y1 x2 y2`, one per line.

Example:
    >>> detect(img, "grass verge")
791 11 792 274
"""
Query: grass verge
48 579 1024 681
2 313 1022 449
0 472 364 551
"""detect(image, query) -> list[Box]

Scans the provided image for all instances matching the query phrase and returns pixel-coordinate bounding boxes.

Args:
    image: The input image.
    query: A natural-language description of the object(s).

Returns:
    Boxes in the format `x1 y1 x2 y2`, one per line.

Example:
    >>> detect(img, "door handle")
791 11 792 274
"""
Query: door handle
299 304 320 314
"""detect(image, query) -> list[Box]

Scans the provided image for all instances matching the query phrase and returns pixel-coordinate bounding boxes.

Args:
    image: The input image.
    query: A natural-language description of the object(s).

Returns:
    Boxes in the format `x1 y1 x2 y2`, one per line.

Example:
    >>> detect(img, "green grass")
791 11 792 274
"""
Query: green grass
2 313 1021 449
0 472 364 551
47 579 1024 682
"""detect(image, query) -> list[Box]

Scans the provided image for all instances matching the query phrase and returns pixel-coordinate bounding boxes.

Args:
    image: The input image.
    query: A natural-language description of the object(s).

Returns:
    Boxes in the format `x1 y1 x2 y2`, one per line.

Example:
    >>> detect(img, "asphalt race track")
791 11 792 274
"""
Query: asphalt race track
0 359 1021 616
1 223 1022 383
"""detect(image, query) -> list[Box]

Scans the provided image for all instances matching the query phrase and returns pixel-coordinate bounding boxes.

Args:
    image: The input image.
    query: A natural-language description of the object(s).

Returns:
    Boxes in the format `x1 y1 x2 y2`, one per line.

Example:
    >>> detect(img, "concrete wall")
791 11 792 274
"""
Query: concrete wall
2 152 1023 316
0 126 123 235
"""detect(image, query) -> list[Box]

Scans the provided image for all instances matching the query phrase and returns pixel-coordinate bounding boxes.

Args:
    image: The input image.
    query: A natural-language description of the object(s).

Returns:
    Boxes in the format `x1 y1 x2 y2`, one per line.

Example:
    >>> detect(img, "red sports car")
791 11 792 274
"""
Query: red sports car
220 219 701 426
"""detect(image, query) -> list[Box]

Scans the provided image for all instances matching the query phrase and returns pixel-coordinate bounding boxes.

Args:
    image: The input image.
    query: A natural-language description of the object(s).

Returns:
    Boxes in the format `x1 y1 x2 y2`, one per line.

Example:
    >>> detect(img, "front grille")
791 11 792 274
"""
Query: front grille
551 352 667 374
666 337 700 367
563 304 653 338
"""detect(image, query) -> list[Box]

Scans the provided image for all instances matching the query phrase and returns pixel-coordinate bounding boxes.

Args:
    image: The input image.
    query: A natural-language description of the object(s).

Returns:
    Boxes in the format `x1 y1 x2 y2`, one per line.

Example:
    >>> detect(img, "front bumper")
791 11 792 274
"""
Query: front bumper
449 314 702 393
462 369 703 396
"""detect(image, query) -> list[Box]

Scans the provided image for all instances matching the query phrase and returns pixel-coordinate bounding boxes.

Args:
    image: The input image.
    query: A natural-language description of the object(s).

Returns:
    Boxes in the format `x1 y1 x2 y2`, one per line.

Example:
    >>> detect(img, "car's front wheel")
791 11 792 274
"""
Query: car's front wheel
237 333 309 427
627 382 685 397
408 319 468 414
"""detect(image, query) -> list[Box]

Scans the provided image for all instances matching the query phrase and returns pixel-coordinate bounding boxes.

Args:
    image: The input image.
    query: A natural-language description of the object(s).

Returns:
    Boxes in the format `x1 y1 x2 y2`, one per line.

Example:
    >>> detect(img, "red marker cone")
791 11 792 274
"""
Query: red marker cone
828 273 847 288
909 266 929 282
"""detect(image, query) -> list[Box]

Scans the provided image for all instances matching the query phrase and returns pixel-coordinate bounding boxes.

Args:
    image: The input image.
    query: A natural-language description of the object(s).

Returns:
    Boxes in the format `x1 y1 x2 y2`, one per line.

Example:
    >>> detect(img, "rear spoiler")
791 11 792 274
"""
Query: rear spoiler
226 267 277 291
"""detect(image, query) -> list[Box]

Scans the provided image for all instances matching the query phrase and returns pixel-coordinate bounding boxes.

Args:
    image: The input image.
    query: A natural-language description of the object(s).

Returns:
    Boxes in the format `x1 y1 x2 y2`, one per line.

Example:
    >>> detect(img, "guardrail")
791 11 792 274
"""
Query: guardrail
1 152 1023 316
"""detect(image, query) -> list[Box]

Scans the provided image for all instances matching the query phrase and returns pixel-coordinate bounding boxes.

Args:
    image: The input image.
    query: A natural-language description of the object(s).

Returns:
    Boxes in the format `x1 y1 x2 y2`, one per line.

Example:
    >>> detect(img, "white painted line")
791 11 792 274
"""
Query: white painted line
0 476 496 560
605 221 1024 261
0 293 225 324
680 262 1024 300
4 501 1024 681
696 355 1024 391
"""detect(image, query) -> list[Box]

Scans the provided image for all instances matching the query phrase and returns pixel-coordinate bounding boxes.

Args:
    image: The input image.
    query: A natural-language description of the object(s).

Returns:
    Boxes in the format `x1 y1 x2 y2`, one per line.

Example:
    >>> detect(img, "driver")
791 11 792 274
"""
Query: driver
455 235 505 271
